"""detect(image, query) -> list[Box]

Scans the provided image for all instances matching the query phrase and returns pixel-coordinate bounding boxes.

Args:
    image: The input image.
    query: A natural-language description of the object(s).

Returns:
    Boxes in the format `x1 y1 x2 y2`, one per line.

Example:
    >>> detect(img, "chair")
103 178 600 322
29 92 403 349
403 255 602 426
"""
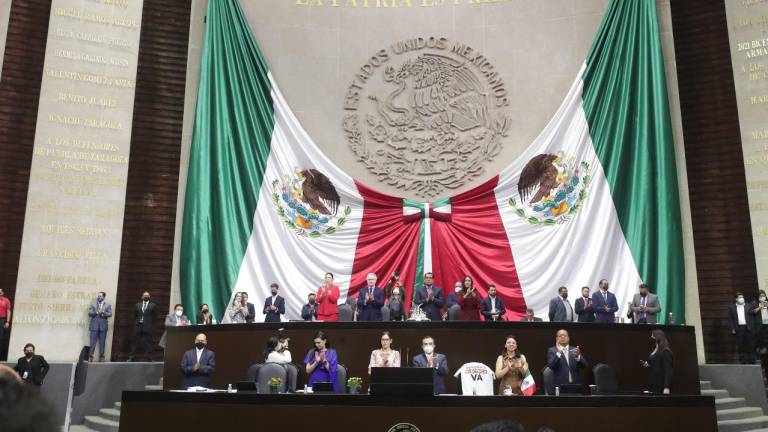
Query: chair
284 363 299 392
447 304 461 321
338 304 353 322
337 363 348 392
257 362 287 394
592 363 618 394
541 367 555 395
381 305 391 321
245 363 262 382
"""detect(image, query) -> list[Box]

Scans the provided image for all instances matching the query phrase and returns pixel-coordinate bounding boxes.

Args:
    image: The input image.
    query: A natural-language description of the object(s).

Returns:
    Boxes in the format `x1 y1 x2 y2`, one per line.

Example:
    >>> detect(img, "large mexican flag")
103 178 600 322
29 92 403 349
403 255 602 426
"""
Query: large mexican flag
181 0 684 323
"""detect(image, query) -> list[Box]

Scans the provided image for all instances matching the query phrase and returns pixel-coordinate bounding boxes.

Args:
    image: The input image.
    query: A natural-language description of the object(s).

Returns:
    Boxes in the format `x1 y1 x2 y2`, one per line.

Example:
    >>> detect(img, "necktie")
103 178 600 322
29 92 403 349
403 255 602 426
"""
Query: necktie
142 301 147 313
563 346 572 383
641 296 646 318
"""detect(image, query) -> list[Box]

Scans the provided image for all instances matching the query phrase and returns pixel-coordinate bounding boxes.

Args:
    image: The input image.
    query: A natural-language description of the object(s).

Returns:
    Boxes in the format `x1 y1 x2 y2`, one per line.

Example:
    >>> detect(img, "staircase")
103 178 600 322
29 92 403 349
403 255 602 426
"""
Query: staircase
69 383 163 431
702 380 768 432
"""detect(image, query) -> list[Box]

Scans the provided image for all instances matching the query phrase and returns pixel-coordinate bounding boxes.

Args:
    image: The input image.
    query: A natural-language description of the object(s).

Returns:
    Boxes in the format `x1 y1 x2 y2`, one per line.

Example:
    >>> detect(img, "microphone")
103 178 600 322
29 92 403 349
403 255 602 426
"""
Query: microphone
406 347 410 366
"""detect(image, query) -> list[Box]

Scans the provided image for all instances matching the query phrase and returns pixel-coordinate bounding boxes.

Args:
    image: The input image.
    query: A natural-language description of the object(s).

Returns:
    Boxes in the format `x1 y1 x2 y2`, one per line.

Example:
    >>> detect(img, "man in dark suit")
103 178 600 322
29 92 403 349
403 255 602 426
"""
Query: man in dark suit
181 333 216 389
357 273 385 321
519 307 543 322
88 291 112 362
591 279 618 323
301 293 318 321
729 292 756 364
263 283 286 322
442 282 462 320
575 286 595 322
481 285 506 321
412 272 445 321
13 343 49 386
548 286 574 322
412 335 449 394
242 292 256 323
128 291 158 361
545 329 588 387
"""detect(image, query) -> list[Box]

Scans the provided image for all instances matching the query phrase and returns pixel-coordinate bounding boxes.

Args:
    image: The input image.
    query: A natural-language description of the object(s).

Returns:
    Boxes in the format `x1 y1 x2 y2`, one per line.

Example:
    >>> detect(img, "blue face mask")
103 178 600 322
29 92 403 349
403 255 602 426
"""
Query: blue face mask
97 296 103 302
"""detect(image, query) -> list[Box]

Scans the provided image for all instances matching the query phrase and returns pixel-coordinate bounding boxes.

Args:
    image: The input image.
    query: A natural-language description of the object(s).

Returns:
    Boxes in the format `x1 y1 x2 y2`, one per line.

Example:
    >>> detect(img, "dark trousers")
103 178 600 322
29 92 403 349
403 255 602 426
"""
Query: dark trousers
735 325 756 364
0 318 6 361
130 323 153 359
89 329 107 359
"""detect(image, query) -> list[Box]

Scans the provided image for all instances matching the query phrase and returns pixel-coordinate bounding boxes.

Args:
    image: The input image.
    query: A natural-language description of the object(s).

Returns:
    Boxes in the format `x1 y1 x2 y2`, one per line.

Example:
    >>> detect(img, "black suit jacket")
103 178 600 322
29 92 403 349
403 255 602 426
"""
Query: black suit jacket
14 355 50 385
729 302 755 332
575 297 595 322
263 295 286 322
134 301 158 332
245 302 256 323
647 348 674 393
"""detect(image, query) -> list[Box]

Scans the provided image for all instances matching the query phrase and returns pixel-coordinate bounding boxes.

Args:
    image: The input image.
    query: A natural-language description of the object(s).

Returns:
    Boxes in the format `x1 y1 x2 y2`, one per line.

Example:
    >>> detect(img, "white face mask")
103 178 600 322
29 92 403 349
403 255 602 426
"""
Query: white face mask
455 287 462 293
760 296 766 302
737 298 745 305
393 290 400 296
175 310 183 317
423 345 434 355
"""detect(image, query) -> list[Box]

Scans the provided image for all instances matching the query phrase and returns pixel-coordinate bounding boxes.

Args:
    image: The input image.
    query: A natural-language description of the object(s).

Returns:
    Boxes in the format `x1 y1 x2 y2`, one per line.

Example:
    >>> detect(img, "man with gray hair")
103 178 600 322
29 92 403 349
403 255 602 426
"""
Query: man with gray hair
357 273 385 321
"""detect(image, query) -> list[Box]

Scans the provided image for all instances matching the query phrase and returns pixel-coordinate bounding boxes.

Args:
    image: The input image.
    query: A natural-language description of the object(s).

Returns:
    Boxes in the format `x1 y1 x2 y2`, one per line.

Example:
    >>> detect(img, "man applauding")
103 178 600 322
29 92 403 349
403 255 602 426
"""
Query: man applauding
357 273 385 321
413 272 444 321
412 336 449 395
181 333 216 389
546 329 588 387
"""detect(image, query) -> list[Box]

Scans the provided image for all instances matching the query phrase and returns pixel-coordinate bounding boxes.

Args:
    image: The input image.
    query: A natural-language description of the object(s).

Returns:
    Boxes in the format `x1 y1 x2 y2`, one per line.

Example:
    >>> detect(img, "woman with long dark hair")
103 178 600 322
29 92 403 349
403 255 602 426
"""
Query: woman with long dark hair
317 273 340 322
494 335 528 395
368 331 401 374
304 331 339 392
642 329 673 394
457 275 481 321
264 335 292 364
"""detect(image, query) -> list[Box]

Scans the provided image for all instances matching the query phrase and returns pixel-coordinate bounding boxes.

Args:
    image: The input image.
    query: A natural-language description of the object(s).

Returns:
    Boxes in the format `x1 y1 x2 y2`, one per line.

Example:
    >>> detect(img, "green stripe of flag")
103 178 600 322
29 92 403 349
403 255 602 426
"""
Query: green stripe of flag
181 0 275 322
582 0 684 323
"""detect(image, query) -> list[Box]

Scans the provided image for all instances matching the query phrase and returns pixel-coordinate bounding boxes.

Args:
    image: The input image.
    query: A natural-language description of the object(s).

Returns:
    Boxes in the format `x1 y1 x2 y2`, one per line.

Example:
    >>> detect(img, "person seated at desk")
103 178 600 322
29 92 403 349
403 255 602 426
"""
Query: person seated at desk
443 281 463 320
357 273 385 321
160 303 189 349
519 308 542 322
368 331 401 374
545 329 588 387
412 335 449 394
197 304 215 325
301 293 318 321
642 329 673 394
181 333 215 389
481 285 506 321
495 335 529 395
265 335 292 364
304 331 339 392
317 272 340 322
457 276 482 321
413 272 444 321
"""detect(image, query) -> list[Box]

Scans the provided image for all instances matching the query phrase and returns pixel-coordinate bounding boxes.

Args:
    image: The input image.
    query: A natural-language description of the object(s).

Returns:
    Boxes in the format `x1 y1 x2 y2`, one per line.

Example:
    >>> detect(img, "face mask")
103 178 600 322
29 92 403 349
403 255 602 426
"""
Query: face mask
195 342 205 349
202 308 209 313
760 296 766 302
393 290 400 296
175 310 183 317
309 299 316 305
142 296 149 302
25 352 33 358
97 296 103 302
561 293 568 299
737 298 745 305
271 290 278 296
423 345 434 355
455 287 462 293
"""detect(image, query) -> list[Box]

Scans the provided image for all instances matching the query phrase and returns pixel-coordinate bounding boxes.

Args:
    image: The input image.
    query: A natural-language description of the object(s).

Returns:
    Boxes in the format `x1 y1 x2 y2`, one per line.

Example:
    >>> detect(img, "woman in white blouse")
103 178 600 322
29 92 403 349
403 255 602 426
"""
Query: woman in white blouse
265 336 292 363
368 331 401 374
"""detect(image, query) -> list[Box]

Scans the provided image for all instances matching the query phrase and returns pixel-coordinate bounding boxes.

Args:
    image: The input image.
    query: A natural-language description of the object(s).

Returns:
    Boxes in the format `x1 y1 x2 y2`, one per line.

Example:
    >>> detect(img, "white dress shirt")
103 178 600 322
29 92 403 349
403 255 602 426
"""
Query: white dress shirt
737 304 747 325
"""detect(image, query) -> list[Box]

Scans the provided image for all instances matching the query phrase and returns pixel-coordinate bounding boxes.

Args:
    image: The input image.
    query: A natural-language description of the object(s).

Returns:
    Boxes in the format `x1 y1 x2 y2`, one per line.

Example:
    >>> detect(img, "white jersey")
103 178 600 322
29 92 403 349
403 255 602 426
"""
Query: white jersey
454 362 495 396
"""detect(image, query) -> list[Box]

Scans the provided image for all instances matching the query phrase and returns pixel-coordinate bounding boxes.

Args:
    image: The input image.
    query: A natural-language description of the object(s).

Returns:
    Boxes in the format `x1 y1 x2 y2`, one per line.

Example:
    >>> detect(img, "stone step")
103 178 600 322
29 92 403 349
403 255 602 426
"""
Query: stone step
701 388 729 399
83 415 119 432
144 384 162 391
99 408 121 422
718 415 768 432
699 380 712 390
717 397 748 410
717 407 765 421
69 425 98 432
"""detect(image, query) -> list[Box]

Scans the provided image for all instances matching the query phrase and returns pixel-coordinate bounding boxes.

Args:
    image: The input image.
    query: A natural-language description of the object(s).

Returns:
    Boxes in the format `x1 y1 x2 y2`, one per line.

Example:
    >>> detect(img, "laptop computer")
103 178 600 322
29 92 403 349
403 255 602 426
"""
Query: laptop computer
311 381 335 393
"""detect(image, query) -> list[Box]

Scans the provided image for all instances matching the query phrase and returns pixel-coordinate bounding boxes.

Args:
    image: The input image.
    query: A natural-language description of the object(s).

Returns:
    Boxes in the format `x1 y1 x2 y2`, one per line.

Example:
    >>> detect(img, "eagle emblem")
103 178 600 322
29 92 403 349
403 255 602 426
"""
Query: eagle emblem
509 153 591 226
272 168 351 238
